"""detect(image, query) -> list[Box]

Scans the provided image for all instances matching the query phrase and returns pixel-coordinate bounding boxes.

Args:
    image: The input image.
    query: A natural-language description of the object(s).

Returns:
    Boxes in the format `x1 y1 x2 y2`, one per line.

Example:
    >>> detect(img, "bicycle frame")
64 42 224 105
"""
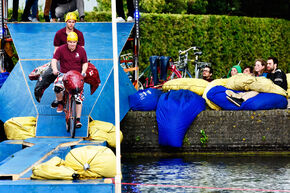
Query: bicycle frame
62 70 84 138
175 46 211 78
174 47 201 78
64 92 76 138
167 63 182 80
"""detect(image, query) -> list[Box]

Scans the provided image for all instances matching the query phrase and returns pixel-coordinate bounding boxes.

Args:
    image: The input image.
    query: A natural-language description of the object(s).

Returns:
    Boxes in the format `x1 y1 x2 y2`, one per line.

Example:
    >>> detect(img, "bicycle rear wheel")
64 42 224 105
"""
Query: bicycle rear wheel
65 95 70 132
182 69 192 78
65 95 76 138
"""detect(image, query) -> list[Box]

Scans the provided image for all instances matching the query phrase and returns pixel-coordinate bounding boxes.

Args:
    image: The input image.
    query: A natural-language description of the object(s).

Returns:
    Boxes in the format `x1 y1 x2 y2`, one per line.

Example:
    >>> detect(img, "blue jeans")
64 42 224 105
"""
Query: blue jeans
149 56 170 85
26 0 38 18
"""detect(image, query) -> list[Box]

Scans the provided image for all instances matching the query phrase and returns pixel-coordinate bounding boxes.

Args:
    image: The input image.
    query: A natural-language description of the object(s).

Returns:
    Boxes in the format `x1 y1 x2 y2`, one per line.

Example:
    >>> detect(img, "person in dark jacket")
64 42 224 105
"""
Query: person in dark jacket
266 57 287 91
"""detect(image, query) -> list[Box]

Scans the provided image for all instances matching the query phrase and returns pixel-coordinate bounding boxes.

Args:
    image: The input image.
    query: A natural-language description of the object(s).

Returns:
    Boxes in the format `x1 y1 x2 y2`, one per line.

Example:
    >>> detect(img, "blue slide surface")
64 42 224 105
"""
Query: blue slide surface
0 22 136 137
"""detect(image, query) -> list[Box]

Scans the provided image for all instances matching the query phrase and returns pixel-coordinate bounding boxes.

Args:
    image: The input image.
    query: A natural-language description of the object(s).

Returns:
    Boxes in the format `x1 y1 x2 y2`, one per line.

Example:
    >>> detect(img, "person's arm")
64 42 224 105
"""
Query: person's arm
81 62 88 76
51 58 59 75
80 47 88 76
53 30 61 53
54 46 59 54
272 70 287 90
78 31 85 47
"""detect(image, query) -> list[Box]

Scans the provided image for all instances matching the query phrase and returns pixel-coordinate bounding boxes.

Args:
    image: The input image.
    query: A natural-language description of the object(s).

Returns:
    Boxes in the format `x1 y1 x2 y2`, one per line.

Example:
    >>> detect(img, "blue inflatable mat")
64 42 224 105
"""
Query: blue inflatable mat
0 72 9 88
129 88 163 111
156 90 206 147
207 86 287 110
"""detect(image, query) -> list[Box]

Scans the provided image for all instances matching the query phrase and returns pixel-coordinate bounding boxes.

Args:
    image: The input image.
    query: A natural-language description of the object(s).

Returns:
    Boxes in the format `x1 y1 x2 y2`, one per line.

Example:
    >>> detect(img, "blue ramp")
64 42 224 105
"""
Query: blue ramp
0 23 136 137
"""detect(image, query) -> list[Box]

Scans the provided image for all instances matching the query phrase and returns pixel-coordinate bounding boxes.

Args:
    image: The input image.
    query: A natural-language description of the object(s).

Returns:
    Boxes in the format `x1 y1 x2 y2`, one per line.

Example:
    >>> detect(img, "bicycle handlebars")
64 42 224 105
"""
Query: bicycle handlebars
179 46 201 55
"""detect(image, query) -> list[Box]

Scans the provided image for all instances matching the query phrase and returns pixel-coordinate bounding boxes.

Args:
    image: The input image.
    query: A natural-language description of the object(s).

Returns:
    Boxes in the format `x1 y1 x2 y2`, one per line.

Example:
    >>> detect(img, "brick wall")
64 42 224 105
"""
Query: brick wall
120 110 290 153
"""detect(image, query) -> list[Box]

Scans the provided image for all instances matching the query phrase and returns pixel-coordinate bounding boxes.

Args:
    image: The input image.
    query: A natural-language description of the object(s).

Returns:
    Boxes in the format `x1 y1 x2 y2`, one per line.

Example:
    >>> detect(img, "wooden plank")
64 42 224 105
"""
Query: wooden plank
0 138 82 180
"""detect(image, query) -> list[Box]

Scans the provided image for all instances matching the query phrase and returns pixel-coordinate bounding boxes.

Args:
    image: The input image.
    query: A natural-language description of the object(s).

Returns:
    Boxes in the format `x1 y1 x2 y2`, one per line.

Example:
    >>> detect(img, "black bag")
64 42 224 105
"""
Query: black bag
34 67 57 102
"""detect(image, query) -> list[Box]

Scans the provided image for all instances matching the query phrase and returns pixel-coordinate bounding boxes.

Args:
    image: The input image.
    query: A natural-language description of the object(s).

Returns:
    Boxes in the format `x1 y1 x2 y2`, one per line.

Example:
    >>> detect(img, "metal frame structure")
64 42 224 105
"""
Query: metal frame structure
134 0 140 83
0 0 8 72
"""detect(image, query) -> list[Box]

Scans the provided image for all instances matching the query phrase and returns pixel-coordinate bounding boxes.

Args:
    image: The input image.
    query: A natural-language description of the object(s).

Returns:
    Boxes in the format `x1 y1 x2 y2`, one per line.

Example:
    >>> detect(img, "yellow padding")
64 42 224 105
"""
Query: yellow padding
31 156 76 180
226 73 287 97
162 78 209 95
225 73 256 91
202 78 228 110
286 73 290 97
65 146 117 179
4 117 36 140
89 120 123 148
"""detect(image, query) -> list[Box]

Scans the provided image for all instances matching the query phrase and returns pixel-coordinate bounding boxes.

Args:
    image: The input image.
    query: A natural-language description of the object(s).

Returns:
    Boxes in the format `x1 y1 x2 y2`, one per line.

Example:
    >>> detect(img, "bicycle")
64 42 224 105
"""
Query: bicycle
170 46 211 79
134 56 182 89
62 70 84 138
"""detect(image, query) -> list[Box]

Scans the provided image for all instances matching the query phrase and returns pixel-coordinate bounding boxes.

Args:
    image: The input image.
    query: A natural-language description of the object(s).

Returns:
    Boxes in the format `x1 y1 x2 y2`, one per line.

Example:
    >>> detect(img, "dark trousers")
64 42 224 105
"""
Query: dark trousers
116 0 134 19
12 0 19 20
149 56 170 85
21 0 37 21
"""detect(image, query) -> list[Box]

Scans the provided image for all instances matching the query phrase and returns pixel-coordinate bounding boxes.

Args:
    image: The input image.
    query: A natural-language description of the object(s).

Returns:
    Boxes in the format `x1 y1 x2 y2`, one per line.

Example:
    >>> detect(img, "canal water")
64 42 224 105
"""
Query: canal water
121 155 290 193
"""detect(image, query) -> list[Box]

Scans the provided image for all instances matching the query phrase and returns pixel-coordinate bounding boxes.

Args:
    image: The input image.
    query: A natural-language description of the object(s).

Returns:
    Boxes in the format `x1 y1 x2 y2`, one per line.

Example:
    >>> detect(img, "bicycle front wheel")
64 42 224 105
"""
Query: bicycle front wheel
183 70 192 78
69 97 77 138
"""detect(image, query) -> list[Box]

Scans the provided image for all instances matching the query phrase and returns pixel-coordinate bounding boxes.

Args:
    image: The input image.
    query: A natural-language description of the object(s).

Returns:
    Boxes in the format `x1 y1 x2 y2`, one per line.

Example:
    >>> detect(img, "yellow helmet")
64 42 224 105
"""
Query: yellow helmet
65 12 77 22
67 32 78 42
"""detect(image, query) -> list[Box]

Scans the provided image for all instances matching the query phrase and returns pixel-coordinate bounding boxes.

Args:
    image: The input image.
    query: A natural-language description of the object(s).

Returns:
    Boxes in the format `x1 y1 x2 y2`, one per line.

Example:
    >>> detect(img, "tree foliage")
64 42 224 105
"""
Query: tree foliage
139 0 288 19
96 0 111 11
85 12 289 77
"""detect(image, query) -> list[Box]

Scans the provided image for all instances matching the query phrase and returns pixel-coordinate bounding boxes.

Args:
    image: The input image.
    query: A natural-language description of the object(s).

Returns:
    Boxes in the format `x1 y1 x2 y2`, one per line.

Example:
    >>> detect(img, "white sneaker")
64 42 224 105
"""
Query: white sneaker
28 16 32 21
116 17 125 22
31 18 39 22
225 90 242 99
127 16 134 22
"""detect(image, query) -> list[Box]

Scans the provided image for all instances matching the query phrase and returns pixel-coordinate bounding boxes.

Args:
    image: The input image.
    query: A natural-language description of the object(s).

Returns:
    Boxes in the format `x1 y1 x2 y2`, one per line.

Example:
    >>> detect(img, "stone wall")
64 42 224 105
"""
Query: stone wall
120 110 290 153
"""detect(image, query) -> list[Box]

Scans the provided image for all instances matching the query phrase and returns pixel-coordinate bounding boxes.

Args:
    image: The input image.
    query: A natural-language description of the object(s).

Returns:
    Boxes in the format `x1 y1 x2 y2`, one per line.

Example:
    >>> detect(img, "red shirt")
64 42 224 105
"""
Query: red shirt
53 44 88 73
53 27 85 47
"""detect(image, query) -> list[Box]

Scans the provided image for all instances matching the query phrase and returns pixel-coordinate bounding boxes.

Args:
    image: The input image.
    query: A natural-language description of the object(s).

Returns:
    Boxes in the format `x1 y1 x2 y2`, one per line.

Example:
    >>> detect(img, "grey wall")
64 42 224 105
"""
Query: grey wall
120 110 290 153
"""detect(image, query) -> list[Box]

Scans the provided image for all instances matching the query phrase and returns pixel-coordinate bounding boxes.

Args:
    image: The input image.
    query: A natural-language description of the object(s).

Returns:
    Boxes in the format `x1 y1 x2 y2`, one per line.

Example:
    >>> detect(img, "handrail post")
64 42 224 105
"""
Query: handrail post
111 0 122 192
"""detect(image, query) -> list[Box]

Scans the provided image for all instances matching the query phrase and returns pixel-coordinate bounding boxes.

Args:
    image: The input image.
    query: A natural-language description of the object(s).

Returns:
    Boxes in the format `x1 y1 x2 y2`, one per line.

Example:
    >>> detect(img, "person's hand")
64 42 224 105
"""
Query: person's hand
52 69 59 76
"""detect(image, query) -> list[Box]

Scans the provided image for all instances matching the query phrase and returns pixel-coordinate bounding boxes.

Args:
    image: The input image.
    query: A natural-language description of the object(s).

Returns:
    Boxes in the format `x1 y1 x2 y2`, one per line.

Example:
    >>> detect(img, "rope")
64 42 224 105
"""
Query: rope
120 183 290 192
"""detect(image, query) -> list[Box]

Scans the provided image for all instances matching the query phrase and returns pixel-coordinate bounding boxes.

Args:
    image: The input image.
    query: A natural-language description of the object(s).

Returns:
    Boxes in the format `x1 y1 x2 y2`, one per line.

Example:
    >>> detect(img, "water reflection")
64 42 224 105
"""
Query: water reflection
122 156 290 193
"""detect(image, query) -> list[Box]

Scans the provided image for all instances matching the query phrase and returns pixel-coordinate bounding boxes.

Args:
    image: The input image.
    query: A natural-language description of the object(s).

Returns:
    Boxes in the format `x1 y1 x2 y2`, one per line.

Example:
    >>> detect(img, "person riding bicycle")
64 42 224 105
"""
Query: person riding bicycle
51 12 85 107
53 12 85 54
51 32 88 128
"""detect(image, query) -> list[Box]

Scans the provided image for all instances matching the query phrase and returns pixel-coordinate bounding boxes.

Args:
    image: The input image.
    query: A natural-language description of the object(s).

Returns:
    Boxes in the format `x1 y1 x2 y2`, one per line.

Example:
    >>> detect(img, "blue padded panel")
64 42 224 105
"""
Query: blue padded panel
0 62 38 122
36 115 89 137
7 23 134 60
89 63 136 123
0 23 136 137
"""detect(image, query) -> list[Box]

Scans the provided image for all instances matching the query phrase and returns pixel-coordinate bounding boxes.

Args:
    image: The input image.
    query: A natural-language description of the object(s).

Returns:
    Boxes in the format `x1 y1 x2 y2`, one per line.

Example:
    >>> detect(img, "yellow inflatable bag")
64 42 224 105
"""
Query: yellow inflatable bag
4 117 36 140
31 156 78 180
249 77 287 96
162 78 208 95
202 78 228 110
65 146 116 179
226 74 287 96
226 73 256 91
89 120 123 148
